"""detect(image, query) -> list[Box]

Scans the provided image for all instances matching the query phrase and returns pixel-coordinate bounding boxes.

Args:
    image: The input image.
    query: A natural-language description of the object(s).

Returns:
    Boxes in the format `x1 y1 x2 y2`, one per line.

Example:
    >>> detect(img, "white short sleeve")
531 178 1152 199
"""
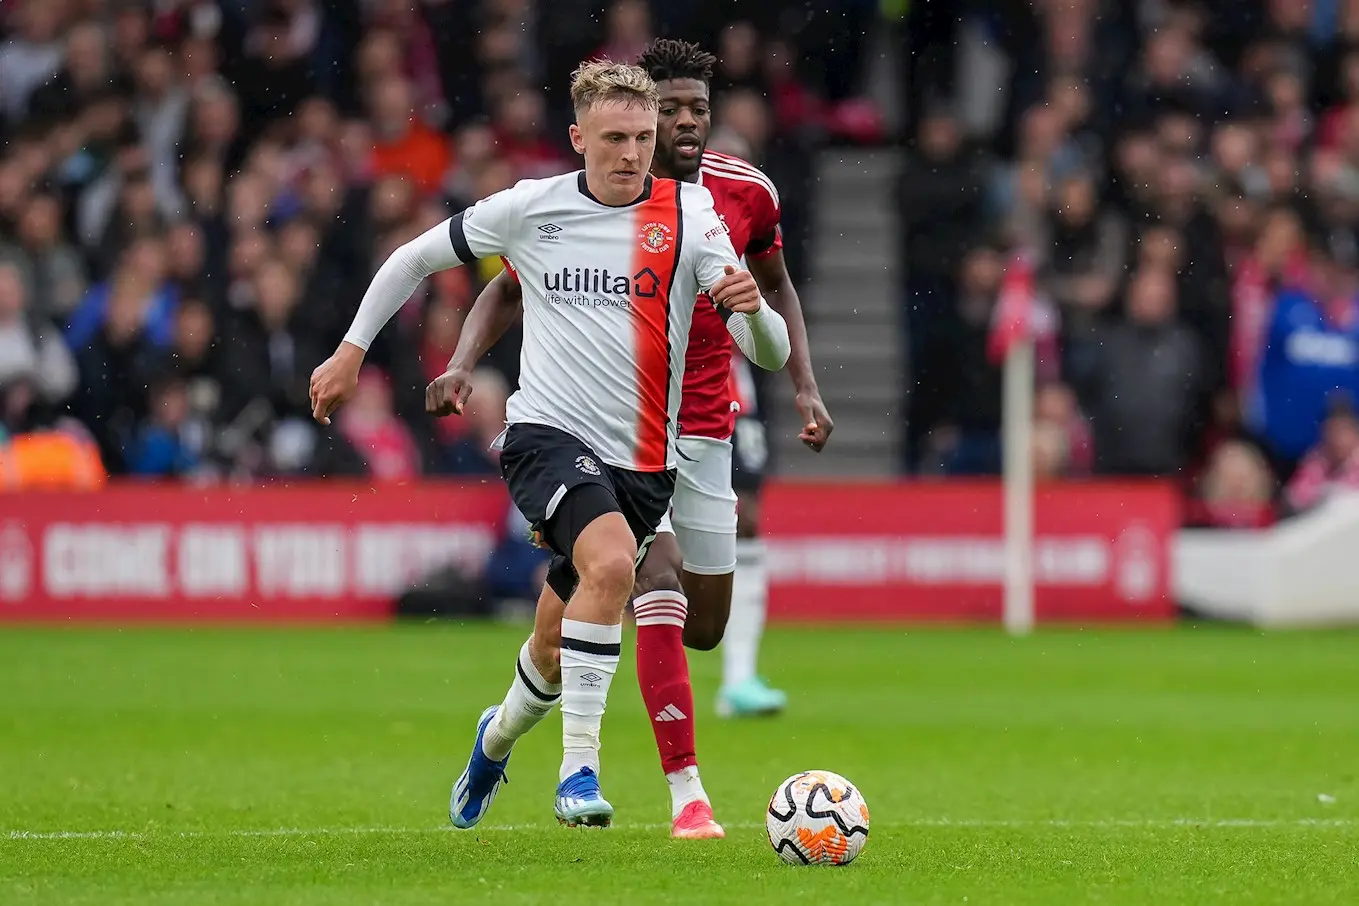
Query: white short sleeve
682 185 742 292
449 182 524 263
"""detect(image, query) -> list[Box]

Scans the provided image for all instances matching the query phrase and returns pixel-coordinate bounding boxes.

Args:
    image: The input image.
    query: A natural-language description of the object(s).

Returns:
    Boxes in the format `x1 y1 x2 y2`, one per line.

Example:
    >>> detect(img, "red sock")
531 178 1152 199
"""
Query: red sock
633 590 697 775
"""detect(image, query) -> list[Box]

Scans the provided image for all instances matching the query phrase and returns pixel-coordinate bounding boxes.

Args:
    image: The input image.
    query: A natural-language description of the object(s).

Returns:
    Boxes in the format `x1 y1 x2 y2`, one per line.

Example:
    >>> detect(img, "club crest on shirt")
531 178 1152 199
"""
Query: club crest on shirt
639 221 673 255
575 455 601 476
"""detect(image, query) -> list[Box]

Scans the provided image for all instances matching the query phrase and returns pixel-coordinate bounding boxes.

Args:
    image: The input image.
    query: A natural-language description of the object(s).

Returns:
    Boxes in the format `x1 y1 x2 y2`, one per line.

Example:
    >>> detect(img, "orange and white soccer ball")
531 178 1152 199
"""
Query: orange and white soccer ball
766 770 870 866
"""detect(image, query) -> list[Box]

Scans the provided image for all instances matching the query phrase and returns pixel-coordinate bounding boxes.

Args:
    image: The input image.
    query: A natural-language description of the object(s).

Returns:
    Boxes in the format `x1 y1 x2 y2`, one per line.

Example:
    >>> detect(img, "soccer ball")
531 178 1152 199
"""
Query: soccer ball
766 770 870 866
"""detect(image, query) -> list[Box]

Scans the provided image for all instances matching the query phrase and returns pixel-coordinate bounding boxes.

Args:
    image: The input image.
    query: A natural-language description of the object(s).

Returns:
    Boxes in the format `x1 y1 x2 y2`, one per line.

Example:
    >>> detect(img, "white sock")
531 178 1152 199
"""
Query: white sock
559 618 622 782
722 539 766 689
666 765 709 818
482 639 561 761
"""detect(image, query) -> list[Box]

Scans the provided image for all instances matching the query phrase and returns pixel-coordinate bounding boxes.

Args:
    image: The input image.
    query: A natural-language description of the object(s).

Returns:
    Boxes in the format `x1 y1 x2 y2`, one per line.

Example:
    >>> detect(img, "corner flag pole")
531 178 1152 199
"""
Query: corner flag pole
1001 337 1035 636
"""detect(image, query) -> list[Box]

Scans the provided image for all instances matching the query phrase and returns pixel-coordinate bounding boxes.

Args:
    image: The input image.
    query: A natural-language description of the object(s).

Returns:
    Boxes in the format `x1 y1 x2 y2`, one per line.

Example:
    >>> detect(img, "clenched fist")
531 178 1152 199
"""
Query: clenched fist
711 265 761 313
308 342 364 425
426 366 474 417
796 389 834 452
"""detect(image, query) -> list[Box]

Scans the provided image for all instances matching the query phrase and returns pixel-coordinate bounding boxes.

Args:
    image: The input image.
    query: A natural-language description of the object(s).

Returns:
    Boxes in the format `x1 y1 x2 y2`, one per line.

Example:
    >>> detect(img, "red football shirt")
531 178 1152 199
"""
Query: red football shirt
681 151 782 439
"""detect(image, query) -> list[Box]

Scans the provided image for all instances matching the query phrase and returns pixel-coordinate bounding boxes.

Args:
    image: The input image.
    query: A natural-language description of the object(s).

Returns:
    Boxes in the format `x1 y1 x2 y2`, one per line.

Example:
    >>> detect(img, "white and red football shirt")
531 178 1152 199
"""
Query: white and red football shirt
681 151 783 439
449 172 742 472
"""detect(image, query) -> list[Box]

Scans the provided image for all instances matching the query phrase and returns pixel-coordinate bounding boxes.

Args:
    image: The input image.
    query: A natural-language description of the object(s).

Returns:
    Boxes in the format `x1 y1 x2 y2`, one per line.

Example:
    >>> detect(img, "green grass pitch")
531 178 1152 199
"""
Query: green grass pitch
2 623 1358 904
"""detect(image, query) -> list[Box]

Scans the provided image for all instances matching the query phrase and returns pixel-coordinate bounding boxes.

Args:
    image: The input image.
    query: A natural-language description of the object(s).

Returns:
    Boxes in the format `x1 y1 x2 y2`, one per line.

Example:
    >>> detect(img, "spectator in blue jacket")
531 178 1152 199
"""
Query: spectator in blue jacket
64 234 178 352
1247 243 1359 473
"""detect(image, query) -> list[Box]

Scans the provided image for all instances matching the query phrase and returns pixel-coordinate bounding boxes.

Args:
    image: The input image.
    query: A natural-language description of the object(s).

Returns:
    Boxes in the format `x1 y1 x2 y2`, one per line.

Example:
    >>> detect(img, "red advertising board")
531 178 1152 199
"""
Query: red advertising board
761 482 1178 622
0 480 1178 623
0 483 508 621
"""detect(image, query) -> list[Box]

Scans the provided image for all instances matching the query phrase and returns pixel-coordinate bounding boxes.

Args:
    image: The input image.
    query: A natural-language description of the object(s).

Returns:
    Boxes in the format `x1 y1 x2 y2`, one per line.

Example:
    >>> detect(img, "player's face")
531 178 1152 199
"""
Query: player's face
654 79 710 180
570 100 657 205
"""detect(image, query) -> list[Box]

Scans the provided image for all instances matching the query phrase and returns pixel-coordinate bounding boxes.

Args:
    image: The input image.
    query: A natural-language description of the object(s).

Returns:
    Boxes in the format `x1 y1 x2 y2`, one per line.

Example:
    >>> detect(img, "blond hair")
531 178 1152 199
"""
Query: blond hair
569 59 658 118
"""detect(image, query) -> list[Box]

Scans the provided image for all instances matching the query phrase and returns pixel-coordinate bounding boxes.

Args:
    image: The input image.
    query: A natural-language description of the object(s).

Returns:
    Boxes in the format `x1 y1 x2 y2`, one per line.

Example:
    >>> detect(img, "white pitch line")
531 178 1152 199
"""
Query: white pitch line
5 818 1356 842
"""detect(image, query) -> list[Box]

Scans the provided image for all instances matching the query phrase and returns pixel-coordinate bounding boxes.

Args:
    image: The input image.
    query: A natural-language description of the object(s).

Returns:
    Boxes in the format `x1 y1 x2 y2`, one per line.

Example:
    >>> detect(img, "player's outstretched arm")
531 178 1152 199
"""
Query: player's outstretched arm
310 219 467 425
426 268 524 417
747 249 833 451
712 265 791 371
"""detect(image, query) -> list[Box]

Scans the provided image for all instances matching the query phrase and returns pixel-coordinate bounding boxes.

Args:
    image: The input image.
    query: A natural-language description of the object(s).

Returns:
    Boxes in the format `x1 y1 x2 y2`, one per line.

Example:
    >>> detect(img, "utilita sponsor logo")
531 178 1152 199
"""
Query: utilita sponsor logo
543 266 659 297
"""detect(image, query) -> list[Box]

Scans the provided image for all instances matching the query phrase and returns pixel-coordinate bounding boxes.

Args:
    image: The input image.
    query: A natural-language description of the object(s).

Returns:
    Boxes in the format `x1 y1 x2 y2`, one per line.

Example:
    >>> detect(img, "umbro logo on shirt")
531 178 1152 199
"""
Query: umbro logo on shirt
538 223 563 241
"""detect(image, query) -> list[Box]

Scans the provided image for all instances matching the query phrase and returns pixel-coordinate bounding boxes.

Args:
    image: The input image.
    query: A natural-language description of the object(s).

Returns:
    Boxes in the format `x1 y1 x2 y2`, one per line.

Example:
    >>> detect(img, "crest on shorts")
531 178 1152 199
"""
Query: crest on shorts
640 221 673 255
575 455 601 476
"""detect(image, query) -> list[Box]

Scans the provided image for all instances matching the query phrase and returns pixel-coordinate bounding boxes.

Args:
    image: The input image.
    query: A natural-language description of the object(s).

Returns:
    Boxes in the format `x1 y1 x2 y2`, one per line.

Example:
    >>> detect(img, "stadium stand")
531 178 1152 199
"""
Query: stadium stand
3 0 1359 530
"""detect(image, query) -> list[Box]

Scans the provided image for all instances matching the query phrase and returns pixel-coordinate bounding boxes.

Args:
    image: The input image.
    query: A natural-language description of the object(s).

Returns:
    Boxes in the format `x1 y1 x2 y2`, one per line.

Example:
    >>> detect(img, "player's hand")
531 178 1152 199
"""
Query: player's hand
796 389 834 452
426 366 474 417
712 265 761 314
308 343 364 426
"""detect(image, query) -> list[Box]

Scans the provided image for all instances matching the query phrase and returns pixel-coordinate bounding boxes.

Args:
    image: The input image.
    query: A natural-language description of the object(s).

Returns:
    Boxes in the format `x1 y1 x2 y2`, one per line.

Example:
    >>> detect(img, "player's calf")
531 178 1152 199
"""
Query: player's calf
529 580 567 683
557 506 634 803
632 532 721 836
678 569 734 651
450 636 562 829
633 532 695 778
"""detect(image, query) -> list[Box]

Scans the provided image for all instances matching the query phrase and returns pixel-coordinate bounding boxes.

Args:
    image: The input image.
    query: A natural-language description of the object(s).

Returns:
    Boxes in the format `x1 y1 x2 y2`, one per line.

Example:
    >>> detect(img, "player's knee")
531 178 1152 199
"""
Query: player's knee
634 539 683 597
633 554 679 603
578 546 637 603
683 614 725 651
634 564 681 598
573 511 638 603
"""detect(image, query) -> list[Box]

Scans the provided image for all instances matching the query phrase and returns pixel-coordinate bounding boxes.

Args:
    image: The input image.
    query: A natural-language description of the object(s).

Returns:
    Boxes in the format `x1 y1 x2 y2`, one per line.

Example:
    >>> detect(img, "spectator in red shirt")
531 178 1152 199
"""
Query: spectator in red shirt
490 88 570 180
1189 440 1278 529
1035 382 1093 476
336 366 421 482
1284 399 1359 514
594 0 652 70
367 75 450 197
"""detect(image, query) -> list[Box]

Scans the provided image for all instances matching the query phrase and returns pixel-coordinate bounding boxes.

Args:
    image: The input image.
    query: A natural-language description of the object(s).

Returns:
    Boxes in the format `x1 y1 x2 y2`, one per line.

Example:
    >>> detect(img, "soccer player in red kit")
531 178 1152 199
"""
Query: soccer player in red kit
452 40 833 839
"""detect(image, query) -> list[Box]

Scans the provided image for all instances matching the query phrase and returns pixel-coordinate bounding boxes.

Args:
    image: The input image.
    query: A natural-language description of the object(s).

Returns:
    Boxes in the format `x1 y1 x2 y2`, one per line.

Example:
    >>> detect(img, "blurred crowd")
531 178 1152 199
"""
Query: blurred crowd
14 0 1357 533
901 0 1359 525
0 0 882 492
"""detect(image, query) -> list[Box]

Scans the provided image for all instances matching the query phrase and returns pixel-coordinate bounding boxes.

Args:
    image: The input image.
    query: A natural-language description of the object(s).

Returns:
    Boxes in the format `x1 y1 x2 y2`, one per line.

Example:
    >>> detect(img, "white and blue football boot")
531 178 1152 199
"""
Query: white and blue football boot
554 766 614 828
449 706 509 829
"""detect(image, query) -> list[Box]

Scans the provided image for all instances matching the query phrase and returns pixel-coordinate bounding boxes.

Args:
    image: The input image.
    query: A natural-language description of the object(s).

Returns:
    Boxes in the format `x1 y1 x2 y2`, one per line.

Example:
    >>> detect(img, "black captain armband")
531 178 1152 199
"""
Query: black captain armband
448 211 475 265
746 228 778 257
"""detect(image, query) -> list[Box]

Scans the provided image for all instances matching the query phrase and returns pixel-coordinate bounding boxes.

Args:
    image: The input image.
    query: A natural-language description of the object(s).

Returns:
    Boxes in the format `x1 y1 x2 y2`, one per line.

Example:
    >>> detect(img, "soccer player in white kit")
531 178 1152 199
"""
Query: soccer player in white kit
308 61 791 830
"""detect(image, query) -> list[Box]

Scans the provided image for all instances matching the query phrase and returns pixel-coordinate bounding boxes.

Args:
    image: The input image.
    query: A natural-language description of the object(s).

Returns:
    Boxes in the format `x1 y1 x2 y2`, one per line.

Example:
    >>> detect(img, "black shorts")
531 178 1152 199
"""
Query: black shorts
498 423 675 601
730 416 769 494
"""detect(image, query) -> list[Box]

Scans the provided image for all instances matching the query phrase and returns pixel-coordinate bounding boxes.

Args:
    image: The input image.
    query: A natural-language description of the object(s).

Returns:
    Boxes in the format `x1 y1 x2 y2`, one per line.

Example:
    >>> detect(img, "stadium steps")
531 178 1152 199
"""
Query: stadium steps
769 150 902 479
